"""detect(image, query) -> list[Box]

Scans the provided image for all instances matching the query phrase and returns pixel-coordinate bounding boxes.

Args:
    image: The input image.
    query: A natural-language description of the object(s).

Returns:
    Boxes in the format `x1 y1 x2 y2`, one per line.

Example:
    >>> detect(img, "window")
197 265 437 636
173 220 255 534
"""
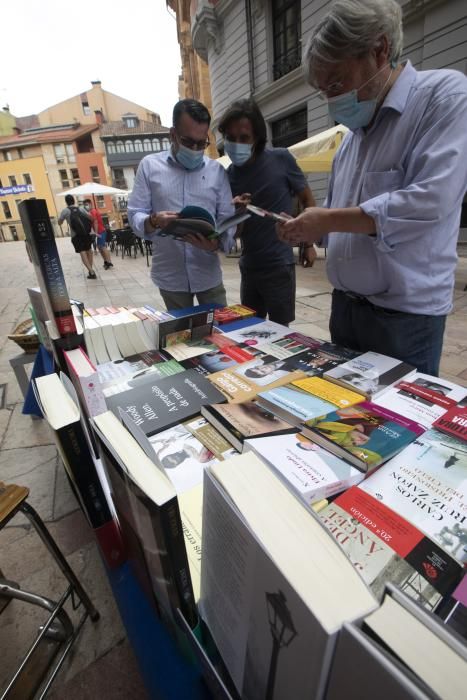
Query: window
2 202 12 219
96 195 105 209
152 139 161 151
59 169 70 188
124 117 137 128
18 148 23 159
143 139 152 152
54 144 65 163
66 143 76 163
5 151 13 161
9 225 18 241
90 165 100 183
271 108 307 148
71 168 81 186
15 199 21 210
116 140 124 153
125 140 134 153
134 139 143 152
272 0 301 81
162 138 170 150
107 142 116 155
8 175 17 187
82 100 91 116
23 173 32 186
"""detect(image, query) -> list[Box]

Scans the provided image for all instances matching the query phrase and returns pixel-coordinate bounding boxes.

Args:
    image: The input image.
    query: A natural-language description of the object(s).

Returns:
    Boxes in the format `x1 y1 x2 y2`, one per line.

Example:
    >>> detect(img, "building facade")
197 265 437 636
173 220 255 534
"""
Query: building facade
192 0 467 202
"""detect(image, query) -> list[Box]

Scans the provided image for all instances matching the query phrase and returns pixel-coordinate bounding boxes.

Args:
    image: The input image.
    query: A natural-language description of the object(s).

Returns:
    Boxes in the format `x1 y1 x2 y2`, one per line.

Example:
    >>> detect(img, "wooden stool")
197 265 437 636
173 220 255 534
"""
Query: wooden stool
0 481 99 700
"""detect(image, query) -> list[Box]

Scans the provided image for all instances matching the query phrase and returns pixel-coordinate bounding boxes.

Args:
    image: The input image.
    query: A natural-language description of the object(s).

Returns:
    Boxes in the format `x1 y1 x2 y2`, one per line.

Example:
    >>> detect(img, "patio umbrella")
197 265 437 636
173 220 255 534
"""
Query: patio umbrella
57 181 129 209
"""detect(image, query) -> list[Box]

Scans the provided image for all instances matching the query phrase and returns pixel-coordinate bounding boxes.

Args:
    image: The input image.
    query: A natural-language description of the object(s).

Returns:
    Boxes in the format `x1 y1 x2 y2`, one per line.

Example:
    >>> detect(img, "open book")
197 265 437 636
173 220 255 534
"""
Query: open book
160 205 251 240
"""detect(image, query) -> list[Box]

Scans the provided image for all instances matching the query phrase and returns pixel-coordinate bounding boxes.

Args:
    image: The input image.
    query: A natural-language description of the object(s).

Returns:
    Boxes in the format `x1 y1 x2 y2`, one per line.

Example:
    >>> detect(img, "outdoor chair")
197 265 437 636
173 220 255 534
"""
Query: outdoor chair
0 481 99 699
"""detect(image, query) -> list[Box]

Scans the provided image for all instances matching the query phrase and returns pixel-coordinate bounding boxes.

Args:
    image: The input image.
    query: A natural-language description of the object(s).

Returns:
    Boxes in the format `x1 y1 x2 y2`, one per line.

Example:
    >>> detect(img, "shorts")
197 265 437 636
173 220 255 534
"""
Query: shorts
71 233 93 253
96 230 107 248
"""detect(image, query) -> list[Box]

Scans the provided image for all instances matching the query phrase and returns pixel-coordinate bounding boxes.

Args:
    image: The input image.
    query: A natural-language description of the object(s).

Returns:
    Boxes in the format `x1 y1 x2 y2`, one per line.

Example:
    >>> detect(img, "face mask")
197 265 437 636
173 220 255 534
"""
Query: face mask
174 142 204 170
327 65 393 130
84 205 91 211
224 139 253 166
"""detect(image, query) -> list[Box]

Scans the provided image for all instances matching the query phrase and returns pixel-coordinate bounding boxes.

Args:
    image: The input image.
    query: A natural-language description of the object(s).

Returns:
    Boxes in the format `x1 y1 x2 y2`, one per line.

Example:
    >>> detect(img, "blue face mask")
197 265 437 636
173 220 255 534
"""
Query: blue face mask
327 65 393 130
174 143 204 170
224 140 253 166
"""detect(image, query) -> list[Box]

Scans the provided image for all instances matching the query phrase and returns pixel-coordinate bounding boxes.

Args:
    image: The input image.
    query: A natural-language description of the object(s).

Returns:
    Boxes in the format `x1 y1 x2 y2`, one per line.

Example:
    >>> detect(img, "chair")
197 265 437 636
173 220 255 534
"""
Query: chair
0 481 99 699
117 228 140 259
144 240 153 267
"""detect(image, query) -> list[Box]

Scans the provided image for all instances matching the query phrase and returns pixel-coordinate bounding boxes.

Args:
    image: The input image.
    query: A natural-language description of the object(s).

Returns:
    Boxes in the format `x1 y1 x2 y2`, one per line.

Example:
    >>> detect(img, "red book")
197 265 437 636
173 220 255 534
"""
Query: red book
433 405 467 442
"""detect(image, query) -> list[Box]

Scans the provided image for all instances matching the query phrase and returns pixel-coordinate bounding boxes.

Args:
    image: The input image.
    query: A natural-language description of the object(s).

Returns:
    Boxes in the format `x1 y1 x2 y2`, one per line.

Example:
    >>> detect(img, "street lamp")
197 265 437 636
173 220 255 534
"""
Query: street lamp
265 590 298 700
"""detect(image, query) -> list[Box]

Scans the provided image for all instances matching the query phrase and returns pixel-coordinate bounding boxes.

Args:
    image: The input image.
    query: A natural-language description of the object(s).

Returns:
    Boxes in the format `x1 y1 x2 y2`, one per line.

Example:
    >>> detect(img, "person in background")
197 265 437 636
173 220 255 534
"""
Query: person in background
83 199 113 270
278 0 467 376
58 194 96 279
128 99 235 309
218 99 316 326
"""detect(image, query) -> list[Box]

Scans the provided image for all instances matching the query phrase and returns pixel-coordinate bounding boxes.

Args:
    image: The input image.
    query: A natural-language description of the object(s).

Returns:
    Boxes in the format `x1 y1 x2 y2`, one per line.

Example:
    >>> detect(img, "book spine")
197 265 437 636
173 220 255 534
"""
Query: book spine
19 199 77 338
158 498 199 629
58 422 112 528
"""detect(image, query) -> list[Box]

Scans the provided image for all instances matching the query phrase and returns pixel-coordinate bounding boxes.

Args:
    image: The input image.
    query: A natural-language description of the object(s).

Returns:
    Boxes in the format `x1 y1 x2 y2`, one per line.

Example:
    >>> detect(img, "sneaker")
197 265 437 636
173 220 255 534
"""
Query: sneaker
87 271 97 279
104 261 113 269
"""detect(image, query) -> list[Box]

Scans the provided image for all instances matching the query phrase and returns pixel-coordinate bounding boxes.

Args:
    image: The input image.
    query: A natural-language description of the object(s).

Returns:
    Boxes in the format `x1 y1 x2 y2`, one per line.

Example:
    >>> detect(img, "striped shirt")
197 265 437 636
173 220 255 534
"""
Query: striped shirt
128 150 235 293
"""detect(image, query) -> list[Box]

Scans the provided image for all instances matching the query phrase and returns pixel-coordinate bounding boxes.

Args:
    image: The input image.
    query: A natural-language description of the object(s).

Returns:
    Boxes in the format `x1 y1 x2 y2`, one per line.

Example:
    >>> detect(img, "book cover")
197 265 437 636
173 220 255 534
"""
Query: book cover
359 429 467 563
257 331 323 359
20 199 77 339
245 432 364 508
257 384 337 426
105 369 226 437
184 415 238 461
223 320 290 347
63 347 107 418
201 401 295 451
158 309 214 349
375 373 467 429
319 487 463 609
97 351 183 397
291 376 364 409
433 405 467 442
208 357 306 403
304 402 425 471
280 342 359 377
324 351 416 399
160 205 250 240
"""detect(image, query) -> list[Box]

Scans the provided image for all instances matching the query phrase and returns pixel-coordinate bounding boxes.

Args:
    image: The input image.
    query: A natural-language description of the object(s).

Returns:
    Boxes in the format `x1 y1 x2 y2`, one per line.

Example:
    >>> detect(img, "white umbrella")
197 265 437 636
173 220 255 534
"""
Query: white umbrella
57 182 129 197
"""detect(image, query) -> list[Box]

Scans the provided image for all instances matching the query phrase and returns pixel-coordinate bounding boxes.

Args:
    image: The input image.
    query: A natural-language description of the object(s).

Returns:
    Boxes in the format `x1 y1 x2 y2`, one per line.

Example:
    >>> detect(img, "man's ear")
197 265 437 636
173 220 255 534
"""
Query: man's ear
373 34 390 67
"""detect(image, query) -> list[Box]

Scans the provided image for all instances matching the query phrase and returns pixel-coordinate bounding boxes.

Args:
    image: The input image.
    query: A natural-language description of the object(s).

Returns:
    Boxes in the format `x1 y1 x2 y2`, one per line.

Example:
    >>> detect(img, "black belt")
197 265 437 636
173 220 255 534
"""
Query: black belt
334 288 403 315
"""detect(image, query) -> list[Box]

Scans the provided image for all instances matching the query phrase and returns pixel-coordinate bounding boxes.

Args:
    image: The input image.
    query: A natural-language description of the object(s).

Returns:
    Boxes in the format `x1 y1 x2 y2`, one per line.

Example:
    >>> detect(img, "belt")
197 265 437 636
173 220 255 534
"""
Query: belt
334 288 403 315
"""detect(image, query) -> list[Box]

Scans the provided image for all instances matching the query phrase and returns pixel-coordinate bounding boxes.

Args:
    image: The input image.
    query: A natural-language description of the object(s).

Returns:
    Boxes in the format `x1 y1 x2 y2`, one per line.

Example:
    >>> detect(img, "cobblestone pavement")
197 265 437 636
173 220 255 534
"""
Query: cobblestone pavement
0 238 466 698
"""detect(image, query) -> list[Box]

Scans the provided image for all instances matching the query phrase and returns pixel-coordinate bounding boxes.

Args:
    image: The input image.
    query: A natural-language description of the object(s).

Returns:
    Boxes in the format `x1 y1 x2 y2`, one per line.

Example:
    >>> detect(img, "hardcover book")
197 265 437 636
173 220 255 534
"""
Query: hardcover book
208 358 306 403
359 429 467 563
244 432 364 508
256 384 337 427
323 351 416 399
318 487 463 609
201 400 295 452
201 454 377 700
375 373 467 429
303 401 425 471
20 199 77 339
63 347 107 418
158 309 214 349
433 405 467 442
105 369 226 437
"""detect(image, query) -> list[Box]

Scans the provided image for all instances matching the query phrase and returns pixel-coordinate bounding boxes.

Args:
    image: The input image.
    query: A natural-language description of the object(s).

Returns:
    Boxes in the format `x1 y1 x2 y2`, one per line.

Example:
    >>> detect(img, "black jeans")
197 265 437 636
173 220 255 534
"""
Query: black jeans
240 264 296 326
330 289 446 376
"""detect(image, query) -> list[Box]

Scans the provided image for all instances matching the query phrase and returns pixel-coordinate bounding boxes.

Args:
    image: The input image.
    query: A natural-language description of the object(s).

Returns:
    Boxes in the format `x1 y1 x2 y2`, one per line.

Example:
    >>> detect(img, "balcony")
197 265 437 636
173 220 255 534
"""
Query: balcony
112 178 128 190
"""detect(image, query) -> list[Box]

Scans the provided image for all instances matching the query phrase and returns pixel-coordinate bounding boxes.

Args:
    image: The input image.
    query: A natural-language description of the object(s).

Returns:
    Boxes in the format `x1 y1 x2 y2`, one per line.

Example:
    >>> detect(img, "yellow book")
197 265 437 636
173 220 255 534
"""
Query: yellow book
292 376 364 408
311 498 329 513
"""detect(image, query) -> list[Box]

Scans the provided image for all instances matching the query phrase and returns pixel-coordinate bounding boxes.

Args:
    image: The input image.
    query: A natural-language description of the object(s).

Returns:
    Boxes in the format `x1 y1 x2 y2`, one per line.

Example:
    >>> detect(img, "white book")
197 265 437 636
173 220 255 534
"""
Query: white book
63 347 107 417
223 320 290 346
324 351 416 400
83 315 110 365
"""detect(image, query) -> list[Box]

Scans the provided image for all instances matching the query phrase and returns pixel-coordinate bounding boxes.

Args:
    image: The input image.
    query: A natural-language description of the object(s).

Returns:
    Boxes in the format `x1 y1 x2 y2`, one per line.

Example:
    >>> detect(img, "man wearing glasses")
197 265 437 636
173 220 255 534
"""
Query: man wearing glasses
128 99 235 309
278 0 467 376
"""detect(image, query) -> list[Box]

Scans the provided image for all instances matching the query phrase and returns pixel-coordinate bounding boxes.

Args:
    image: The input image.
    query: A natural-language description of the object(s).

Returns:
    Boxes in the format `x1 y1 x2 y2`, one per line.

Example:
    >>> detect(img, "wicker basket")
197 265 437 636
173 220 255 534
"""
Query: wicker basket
8 319 40 353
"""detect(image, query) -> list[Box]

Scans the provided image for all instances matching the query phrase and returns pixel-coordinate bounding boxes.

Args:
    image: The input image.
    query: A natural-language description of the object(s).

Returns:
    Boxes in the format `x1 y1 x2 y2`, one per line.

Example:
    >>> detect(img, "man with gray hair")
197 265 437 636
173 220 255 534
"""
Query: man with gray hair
278 0 467 376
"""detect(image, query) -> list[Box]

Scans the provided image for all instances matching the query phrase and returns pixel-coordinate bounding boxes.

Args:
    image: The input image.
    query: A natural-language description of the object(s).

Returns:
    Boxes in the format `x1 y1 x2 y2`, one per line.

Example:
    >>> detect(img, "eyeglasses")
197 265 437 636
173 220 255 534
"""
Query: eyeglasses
314 80 347 100
177 135 210 151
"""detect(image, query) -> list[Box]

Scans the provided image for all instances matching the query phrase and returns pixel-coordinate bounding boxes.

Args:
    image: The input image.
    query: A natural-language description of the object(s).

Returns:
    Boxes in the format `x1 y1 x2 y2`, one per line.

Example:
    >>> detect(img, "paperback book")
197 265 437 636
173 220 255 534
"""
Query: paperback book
324 351 416 400
97 351 184 397
319 486 463 609
359 429 467 563
201 400 295 452
208 357 306 403
282 342 360 376
433 405 467 442
214 305 255 325
256 332 323 359
159 205 251 240
291 376 364 409
105 369 226 437
244 432 365 508
158 309 214 349
303 401 425 471
375 373 467 429
222 320 290 347
256 384 338 427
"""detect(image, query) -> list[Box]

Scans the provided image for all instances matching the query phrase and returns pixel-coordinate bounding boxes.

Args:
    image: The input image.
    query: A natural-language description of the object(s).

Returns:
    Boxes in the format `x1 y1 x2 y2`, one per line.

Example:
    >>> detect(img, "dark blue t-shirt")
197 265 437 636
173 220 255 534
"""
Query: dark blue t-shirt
228 148 307 269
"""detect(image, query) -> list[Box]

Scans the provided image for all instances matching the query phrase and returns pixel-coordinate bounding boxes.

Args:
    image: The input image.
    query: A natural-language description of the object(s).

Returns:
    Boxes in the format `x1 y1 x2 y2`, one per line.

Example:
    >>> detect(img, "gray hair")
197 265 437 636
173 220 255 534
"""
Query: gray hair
303 0 403 86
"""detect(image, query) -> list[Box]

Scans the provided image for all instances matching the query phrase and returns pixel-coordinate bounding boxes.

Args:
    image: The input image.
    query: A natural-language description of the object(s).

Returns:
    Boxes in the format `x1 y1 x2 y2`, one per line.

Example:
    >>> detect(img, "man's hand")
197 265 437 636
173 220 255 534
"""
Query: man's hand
277 207 332 246
149 211 179 229
232 193 252 207
184 232 219 252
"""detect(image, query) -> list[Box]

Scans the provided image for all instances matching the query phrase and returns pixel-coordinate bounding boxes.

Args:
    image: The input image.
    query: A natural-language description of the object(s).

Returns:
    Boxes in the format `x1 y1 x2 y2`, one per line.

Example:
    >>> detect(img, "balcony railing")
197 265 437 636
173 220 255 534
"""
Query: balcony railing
273 45 302 81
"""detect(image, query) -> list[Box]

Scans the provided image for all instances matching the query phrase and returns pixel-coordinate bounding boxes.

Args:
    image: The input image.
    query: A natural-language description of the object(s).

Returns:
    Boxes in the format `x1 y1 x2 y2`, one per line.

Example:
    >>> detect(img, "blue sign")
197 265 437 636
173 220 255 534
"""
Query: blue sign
0 184 34 196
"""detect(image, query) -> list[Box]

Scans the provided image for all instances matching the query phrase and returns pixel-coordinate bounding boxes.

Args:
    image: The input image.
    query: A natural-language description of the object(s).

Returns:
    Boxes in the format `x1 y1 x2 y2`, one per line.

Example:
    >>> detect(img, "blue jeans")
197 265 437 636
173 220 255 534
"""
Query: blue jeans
330 289 446 376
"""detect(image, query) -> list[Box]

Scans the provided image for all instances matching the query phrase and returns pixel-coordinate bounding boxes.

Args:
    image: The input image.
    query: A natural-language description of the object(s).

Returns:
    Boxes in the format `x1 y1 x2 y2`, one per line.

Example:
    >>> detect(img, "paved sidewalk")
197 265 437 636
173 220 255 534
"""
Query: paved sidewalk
0 238 466 698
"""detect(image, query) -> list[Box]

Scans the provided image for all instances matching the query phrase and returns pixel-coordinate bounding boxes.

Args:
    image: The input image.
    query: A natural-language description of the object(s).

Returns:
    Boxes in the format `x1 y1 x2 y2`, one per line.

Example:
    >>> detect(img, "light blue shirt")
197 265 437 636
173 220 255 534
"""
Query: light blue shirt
325 61 467 314
128 150 235 293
